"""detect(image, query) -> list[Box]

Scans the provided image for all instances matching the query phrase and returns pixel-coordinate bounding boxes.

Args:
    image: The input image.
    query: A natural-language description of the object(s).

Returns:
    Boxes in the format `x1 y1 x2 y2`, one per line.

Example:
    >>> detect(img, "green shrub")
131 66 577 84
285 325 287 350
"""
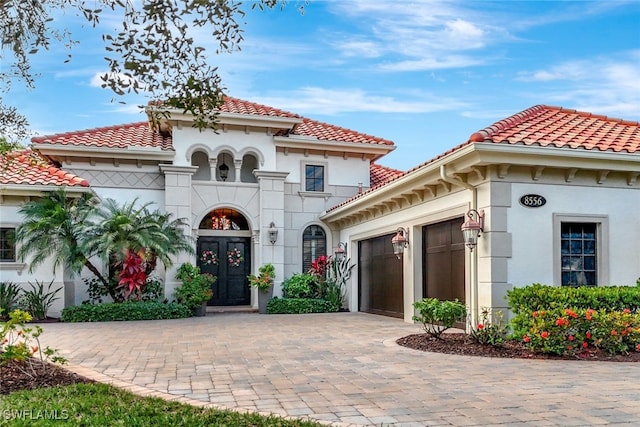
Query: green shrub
266 297 338 314
507 283 640 314
507 283 640 336
174 263 215 310
0 281 22 319
20 280 61 320
469 308 508 346
61 301 191 322
83 276 165 304
281 273 319 299
519 307 640 356
412 298 466 339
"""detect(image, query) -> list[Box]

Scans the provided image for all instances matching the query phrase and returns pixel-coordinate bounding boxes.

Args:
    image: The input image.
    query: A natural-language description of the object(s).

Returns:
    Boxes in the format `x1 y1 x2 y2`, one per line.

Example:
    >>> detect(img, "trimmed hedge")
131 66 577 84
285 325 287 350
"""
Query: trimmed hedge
517 307 640 356
507 283 640 314
506 284 640 356
266 297 338 314
61 301 191 322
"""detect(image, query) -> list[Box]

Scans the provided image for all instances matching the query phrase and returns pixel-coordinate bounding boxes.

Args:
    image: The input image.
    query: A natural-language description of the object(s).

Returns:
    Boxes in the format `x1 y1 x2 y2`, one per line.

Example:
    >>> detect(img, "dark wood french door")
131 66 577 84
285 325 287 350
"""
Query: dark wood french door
197 236 251 306
423 218 465 302
358 233 404 318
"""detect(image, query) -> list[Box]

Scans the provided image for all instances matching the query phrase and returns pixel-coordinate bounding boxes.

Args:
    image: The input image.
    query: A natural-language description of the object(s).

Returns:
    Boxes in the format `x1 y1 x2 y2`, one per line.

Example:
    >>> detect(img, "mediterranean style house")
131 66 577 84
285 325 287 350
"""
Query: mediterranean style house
1 98 639 323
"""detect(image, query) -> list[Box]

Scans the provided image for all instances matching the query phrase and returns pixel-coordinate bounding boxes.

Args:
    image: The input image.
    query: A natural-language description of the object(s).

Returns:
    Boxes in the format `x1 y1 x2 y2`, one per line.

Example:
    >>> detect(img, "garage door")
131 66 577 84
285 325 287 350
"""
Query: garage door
423 217 465 302
358 233 404 318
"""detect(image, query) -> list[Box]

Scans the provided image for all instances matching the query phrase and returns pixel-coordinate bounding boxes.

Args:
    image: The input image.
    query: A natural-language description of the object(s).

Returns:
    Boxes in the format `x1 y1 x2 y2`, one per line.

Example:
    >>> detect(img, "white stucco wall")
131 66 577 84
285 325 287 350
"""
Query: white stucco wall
0 203 67 317
172 127 277 169
508 183 640 288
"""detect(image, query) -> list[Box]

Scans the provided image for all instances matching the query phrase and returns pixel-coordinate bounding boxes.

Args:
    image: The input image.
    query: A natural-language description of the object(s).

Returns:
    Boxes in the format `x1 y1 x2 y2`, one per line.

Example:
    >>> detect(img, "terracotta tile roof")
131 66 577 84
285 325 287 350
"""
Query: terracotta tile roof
468 105 640 153
221 96 302 118
325 105 639 214
32 122 173 151
221 96 393 145
370 163 405 187
286 118 394 146
0 150 89 187
31 97 394 149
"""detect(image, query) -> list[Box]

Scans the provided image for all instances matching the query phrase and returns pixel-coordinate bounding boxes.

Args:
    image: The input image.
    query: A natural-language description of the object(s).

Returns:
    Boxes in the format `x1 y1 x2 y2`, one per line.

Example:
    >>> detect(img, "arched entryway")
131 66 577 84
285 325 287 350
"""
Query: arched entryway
197 208 252 306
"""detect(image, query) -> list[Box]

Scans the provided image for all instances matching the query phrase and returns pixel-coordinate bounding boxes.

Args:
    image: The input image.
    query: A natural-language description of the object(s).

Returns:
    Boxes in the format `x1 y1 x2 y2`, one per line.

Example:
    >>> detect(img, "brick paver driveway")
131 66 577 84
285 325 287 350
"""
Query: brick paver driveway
39 313 640 426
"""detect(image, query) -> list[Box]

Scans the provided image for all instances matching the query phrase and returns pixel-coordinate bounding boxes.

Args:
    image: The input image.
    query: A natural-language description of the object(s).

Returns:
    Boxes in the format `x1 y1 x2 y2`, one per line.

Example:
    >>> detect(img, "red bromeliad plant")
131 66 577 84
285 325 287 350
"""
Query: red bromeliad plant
117 249 148 301
310 255 330 279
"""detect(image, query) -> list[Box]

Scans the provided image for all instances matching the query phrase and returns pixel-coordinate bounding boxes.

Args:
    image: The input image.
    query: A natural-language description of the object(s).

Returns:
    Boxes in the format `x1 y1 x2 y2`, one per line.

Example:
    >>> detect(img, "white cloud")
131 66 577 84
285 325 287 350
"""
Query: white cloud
379 55 485 72
249 87 469 116
514 51 640 118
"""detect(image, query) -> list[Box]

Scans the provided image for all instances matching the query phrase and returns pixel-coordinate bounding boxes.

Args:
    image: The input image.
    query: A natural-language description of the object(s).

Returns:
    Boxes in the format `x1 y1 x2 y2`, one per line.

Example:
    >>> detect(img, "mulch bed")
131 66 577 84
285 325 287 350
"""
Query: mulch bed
397 333 640 362
0 358 94 395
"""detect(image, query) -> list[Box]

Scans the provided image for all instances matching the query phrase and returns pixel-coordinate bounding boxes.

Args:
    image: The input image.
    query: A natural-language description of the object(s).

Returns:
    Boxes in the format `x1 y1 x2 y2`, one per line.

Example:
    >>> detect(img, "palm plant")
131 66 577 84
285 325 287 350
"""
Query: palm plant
83 198 194 300
16 191 194 303
15 188 106 284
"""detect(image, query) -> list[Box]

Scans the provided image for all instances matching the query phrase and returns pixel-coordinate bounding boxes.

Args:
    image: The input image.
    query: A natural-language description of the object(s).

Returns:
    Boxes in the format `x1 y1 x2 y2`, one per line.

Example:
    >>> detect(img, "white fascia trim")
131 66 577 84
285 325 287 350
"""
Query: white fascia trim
32 144 176 161
150 107 303 130
274 136 395 156
253 170 290 180
0 184 93 197
474 143 640 171
321 142 640 221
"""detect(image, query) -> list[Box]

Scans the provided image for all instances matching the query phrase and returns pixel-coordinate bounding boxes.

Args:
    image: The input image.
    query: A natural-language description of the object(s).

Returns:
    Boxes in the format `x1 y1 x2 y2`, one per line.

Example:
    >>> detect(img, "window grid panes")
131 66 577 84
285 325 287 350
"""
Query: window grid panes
302 225 326 272
305 165 324 192
560 223 597 287
0 228 16 262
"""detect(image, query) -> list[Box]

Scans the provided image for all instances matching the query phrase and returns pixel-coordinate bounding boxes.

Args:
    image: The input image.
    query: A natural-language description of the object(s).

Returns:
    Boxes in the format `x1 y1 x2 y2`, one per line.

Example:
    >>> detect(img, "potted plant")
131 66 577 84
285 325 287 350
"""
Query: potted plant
175 262 215 316
248 263 275 314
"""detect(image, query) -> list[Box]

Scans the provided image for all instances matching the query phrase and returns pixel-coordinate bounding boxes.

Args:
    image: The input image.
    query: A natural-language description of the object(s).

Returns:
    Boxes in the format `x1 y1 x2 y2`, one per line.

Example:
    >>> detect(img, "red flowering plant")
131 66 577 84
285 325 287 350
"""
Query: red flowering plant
1 309 66 373
469 307 508 346
309 255 330 279
308 255 355 311
521 307 640 357
117 249 148 301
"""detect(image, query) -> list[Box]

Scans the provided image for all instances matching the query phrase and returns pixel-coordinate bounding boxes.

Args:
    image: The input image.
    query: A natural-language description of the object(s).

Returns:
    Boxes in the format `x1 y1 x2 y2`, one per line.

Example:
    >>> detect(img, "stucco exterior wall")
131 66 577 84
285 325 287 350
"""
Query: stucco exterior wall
508 182 640 288
0 200 67 317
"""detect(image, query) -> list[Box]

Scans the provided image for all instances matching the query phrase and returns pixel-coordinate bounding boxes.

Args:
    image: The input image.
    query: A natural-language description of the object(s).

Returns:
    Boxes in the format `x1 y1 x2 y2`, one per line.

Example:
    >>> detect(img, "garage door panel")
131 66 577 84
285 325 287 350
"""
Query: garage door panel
423 218 465 303
358 234 403 318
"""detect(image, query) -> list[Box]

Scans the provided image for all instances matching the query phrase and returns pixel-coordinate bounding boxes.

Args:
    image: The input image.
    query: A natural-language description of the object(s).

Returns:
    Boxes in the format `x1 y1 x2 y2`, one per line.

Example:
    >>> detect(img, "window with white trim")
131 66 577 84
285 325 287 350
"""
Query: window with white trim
0 227 16 262
305 165 324 192
553 214 608 287
561 222 597 287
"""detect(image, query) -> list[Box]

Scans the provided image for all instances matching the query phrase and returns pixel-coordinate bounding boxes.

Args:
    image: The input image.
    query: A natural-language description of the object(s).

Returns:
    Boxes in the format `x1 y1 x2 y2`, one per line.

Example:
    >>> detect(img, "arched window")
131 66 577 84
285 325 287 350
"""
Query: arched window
240 153 258 183
302 225 326 272
199 208 249 230
216 152 235 182
191 151 210 181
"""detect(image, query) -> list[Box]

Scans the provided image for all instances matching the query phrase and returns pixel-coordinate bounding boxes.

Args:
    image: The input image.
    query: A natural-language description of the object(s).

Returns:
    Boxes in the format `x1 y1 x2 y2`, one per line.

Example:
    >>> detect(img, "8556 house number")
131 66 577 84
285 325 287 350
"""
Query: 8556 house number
520 194 546 208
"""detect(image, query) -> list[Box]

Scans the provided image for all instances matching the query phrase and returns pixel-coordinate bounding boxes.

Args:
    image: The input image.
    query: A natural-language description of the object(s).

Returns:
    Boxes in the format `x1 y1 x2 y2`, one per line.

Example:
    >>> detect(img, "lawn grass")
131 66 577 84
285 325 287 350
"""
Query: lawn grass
0 383 324 426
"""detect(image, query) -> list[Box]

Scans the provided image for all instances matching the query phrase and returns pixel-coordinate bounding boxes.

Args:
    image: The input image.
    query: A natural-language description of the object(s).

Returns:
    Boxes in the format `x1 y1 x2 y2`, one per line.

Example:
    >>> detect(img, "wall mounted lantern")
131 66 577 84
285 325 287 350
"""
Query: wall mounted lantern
334 242 347 261
461 209 485 251
268 222 278 245
391 227 409 259
218 162 229 181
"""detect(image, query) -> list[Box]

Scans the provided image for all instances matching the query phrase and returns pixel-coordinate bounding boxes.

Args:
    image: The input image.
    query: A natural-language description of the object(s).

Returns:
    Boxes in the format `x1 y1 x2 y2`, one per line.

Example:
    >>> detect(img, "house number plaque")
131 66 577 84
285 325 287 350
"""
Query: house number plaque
520 194 546 208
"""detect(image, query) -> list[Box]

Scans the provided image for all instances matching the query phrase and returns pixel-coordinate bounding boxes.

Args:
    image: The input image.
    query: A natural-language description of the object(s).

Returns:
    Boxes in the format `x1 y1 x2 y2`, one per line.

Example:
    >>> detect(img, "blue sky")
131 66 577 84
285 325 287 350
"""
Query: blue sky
7 0 640 171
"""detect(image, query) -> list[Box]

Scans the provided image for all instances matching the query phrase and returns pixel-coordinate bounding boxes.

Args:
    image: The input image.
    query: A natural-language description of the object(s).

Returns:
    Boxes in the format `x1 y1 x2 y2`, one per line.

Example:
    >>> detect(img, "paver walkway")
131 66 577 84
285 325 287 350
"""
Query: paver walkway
39 313 640 426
